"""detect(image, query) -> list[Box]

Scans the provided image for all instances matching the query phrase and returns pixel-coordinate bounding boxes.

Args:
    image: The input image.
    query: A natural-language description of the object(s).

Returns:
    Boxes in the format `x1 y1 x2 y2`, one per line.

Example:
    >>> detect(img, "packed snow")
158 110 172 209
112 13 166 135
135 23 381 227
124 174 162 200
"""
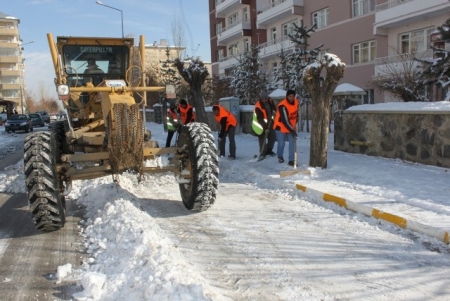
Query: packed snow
0 118 450 300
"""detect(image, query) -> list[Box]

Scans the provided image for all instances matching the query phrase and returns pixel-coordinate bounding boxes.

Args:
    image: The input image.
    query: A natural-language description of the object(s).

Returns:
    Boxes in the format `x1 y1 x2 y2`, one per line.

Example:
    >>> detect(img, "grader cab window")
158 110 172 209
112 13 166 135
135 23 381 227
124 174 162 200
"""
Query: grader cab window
62 45 129 86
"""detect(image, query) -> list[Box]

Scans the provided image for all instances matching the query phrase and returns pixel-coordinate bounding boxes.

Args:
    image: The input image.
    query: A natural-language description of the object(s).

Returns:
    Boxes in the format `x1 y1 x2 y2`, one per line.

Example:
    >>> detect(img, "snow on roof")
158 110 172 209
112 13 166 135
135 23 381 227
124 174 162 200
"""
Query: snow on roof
346 101 450 113
269 88 286 98
333 83 366 96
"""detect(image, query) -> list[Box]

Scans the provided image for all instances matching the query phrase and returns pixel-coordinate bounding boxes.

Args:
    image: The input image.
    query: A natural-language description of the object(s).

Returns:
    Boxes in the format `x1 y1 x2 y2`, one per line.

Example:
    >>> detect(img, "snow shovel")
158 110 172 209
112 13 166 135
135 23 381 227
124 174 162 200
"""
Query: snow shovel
280 136 310 177
257 120 273 161
257 130 269 161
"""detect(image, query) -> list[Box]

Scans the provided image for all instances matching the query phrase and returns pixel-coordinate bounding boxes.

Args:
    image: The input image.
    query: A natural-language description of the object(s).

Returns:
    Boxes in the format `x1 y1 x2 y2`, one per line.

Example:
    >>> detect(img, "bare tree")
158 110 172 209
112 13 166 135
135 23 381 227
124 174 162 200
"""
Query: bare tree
174 58 209 123
370 48 429 102
171 15 186 60
303 53 345 168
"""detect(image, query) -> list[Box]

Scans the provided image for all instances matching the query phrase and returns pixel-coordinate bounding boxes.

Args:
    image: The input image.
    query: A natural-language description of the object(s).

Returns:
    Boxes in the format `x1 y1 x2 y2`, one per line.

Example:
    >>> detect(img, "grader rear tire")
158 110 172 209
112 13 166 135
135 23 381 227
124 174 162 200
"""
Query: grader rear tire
24 131 66 232
177 122 219 211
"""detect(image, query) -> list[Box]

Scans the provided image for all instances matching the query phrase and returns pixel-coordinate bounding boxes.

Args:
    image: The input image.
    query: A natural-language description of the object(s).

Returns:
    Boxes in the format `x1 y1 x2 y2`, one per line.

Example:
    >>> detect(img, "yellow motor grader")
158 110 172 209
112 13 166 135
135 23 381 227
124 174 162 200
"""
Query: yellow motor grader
24 34 219 232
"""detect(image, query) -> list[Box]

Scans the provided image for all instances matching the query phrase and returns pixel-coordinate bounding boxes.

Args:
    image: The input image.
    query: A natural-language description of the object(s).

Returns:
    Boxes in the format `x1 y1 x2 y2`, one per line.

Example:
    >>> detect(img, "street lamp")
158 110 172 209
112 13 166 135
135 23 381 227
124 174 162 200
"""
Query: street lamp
96 1 124 38
19 40 35 114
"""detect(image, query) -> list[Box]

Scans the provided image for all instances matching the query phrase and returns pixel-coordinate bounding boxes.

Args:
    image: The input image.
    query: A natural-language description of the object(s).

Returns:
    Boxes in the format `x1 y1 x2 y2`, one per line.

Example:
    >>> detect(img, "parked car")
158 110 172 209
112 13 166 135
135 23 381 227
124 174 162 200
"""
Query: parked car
4 114 33 133
36 110 50 123
49 114 58 122
28 113 46 127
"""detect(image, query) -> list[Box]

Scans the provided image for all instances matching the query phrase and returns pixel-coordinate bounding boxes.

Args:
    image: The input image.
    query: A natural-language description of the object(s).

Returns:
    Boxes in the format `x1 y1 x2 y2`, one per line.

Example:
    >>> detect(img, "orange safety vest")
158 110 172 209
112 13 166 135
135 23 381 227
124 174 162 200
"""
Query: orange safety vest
273 98 299 133
178 104 195 124
214 105 237 131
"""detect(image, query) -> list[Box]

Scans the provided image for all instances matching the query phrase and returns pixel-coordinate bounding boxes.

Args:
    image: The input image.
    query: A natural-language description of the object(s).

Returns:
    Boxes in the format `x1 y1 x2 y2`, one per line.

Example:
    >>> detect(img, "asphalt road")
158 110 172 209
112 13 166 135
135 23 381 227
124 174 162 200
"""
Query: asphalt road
0 130 85 301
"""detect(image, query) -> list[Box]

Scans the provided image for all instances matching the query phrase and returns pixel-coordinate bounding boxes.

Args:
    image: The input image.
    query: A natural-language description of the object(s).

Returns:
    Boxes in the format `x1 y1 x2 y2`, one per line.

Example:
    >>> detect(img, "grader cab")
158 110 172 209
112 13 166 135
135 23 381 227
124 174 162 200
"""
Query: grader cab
23 34 219 232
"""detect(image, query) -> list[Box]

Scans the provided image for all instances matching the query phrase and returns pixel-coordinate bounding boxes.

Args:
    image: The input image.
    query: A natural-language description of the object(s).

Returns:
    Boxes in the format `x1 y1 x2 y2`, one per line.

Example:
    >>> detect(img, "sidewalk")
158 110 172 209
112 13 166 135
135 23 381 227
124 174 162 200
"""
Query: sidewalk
292 132 450 244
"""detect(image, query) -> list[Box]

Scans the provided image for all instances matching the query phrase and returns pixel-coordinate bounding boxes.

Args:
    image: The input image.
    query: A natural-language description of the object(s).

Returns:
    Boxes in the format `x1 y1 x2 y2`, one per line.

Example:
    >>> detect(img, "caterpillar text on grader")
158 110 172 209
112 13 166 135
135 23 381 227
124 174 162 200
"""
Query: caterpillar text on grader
24 34 219 232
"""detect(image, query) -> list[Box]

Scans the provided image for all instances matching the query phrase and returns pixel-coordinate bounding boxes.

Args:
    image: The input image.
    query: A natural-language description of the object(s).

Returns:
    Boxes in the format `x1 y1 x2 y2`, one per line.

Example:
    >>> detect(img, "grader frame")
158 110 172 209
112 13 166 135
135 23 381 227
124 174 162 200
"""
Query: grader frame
23 33 218 232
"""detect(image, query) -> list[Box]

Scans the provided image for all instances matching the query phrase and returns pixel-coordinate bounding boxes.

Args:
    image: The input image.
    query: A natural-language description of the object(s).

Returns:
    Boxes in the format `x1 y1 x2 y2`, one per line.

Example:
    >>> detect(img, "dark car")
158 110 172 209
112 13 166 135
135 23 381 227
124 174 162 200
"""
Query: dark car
36 110 50 123
28 113 46 127
4 114 33 133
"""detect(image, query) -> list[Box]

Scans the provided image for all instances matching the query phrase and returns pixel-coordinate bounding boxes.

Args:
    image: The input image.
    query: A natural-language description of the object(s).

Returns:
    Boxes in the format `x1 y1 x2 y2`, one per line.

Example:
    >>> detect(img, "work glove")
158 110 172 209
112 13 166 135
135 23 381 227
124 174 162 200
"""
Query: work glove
290 130 297 138
218 133 224 139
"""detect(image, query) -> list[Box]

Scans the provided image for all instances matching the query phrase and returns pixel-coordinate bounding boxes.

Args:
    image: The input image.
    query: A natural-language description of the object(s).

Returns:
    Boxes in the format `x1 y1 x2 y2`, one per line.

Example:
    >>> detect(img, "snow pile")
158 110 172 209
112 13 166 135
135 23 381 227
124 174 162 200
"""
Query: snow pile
71 175 224 301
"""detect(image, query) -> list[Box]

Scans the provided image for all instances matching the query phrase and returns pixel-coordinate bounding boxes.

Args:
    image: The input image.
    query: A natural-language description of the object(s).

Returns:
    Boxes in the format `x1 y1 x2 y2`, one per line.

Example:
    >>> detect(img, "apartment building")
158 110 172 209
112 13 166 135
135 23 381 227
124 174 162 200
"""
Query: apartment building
374 0 450 102
209 0 450 103
0 12 22 113
209 0 267 76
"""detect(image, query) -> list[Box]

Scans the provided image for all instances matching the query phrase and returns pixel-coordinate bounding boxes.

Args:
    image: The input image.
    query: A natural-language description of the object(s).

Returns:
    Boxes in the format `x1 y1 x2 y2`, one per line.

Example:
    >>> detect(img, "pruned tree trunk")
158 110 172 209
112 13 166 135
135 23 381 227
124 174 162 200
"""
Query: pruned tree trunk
303 53 345 169
174 58 209 124
190 85 207 123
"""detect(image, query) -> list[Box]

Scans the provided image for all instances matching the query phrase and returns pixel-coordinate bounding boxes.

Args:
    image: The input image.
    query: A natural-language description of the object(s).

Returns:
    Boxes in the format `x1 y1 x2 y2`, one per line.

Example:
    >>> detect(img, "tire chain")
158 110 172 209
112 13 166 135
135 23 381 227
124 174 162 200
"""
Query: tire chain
107 103 144 177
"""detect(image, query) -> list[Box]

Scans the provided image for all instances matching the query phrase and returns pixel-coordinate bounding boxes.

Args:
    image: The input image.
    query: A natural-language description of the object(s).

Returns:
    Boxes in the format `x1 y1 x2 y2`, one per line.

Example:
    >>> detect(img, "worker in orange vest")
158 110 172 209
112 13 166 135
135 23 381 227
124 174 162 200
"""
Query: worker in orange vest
273 89 299 166
212 104 237 159
178 99 195 124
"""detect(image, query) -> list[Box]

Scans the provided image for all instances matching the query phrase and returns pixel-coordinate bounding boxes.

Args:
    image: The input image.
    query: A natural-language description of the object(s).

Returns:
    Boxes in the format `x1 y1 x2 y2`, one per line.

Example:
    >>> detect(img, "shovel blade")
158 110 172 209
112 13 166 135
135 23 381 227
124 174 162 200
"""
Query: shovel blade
257 154 266 161
279 169 311 177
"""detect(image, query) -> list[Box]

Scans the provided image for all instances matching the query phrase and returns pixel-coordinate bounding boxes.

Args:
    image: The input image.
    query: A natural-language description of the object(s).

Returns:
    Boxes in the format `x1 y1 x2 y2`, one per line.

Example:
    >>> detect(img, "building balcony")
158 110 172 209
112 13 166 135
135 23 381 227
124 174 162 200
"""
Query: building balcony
373 49 433 76
374 0 450 35
0 27 19 36
257 0 304 29
0 83 20 90
0 56 20 63
0 41 19 49
215 0 251 18
217 19 251 46
0 69 20 76
258 36 296 59
218 54 242 74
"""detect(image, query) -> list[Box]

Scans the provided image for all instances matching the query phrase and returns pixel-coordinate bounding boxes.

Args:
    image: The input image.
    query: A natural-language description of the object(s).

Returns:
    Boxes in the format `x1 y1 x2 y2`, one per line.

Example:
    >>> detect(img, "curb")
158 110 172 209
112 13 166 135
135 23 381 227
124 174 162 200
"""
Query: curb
295 184 450 245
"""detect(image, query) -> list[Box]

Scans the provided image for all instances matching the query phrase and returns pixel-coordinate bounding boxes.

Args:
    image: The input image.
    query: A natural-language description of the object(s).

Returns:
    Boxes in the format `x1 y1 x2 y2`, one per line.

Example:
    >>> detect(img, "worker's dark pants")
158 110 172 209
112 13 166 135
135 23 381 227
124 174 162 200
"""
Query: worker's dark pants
165 130 176 147
219 126 236 157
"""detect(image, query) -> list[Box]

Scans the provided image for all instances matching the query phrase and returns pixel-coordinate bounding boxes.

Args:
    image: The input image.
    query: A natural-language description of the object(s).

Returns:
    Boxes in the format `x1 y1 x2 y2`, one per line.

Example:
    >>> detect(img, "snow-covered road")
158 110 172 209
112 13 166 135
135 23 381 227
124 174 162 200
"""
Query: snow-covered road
1 123 450 300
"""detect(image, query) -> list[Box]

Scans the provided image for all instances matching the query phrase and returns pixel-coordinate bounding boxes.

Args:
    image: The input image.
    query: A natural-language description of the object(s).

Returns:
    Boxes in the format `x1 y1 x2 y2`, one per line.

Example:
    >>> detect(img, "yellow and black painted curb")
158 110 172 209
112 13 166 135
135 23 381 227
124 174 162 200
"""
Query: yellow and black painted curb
295 184 450 245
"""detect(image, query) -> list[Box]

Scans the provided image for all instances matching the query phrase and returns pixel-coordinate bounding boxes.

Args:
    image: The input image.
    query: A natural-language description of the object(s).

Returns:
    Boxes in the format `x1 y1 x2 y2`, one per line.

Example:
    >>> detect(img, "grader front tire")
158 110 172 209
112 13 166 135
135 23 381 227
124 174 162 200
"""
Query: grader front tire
24 132 66 232
177 123 219 211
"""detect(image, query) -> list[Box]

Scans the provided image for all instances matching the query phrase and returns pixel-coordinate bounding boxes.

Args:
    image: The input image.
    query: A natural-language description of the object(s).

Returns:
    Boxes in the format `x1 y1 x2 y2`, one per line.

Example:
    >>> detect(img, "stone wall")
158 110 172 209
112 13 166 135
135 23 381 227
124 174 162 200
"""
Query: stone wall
334 110 450 168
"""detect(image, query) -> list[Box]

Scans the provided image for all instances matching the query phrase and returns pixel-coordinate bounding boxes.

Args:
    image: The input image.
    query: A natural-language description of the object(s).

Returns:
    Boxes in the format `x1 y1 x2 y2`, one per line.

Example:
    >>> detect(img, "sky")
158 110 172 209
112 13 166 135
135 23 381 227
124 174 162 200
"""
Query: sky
0 101 450 300
2 0 211 98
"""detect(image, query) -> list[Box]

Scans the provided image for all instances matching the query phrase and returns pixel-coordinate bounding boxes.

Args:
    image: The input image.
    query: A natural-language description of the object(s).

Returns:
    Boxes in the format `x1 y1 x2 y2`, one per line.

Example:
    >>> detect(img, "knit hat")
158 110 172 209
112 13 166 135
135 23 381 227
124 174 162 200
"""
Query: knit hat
286 89 296 97
260 91 269 99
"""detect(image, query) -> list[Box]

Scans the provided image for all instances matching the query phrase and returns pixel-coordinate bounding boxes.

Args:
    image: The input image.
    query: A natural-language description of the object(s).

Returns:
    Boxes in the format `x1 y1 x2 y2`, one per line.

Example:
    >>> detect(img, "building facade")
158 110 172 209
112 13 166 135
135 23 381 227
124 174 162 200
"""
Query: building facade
0 12 23 113
209 0 450 103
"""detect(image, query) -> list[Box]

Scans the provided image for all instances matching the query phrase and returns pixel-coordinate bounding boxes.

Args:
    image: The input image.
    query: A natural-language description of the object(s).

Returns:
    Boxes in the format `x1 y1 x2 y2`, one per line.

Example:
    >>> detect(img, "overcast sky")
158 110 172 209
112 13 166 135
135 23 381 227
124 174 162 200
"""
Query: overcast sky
3 0 210 98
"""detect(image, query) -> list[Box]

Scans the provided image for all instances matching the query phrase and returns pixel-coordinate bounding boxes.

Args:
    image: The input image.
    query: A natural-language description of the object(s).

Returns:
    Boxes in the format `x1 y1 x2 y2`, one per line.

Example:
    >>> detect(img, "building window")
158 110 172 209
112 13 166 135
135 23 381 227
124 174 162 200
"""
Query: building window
363 89 374 104
352 0 375 17
271 27 277 43
244 39 249 52
312 8 329 29
400 28 434 54
243 7 249 23
353 40 376 64
228 13 239 26
217 49 224 61
216 23 222 35
229 43 239 56
282 21 297 37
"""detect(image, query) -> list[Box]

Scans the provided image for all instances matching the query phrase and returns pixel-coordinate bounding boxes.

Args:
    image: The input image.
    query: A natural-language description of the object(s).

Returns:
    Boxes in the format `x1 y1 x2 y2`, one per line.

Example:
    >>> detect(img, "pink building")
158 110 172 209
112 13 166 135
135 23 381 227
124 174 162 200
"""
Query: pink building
209 0 450 103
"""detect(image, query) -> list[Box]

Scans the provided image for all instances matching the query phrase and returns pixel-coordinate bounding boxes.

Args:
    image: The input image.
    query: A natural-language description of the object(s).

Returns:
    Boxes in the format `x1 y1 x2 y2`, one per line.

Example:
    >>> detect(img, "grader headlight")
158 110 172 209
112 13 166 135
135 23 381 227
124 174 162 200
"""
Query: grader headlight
57 84 70 100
